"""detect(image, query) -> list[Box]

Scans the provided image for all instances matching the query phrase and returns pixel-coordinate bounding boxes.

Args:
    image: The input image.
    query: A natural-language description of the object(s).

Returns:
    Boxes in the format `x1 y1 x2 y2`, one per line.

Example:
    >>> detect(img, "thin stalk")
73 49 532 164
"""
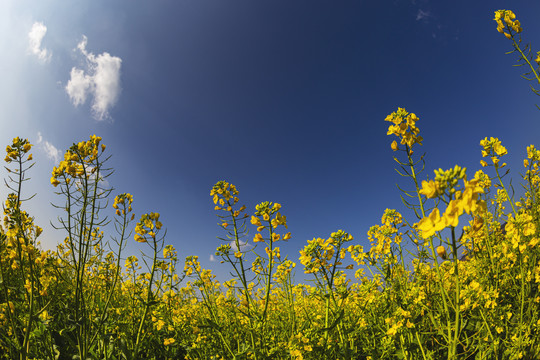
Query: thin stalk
406 145 426 218
495 166 516 215
134 236 158 360
450 227 461 360
511 35 540 85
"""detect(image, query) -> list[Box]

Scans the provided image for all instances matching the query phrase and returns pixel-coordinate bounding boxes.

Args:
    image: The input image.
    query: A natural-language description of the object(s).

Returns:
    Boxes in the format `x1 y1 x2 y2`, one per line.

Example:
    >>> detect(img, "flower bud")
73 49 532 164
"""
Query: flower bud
436 245 447 259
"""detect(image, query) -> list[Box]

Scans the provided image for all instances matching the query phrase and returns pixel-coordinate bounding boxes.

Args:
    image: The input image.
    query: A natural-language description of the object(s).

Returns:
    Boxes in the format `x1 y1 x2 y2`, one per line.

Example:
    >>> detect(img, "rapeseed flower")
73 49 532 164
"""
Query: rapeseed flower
385 107 423 149
494 10 522 38
163 337 175 346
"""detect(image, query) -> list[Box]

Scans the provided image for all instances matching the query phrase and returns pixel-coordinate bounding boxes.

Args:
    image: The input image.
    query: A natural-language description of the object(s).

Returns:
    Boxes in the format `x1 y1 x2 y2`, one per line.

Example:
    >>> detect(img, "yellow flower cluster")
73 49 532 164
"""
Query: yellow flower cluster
210 181 239 208
299 230 353 274
367 209 405 261
3 194 40 244
4 137 32 163
420 165 467 199
184 255 201 276
50 135 105 186
494 10 522 39
273 259 296 282
251 201 291 243
300 238 334 274
505 212 538 254
385 307 414 337
113 193 134 217
417 177 486 238
163 244 176 259
385 107 423 151
524 145 540 204
289 332 313 359
473 169 491 190
163 337 175 346
134 212 162 242
525 144 540 167
480 137 508 168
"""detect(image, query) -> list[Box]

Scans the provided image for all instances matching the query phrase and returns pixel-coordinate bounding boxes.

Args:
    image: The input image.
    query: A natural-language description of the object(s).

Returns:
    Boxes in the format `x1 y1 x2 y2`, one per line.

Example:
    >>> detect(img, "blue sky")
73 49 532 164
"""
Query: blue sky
2 0 540 281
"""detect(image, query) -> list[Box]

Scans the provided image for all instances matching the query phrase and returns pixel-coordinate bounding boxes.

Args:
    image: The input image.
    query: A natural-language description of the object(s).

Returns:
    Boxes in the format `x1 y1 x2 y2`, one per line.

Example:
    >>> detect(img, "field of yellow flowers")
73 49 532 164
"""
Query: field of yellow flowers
2 9 540 360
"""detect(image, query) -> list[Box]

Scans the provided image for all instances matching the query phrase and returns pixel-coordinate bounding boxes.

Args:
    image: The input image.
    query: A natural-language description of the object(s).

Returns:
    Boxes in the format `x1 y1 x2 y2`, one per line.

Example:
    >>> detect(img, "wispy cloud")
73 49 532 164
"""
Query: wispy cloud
416 9 432 21
36 132 60 163
65 36 122 121
209 254 217 262
28 22 52 62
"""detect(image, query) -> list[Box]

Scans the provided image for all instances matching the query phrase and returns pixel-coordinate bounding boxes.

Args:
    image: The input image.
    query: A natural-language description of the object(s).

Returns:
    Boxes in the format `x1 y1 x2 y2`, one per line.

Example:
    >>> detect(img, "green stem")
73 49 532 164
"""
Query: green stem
495 166 516 215
450 227 461 360
134 236 158 360
407 145 426 218
511 33 540 85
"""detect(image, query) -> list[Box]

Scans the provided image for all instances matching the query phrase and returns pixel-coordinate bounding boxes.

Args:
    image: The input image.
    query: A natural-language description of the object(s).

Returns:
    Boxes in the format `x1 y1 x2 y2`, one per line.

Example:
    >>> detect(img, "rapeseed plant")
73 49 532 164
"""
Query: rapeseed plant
1 8 540 360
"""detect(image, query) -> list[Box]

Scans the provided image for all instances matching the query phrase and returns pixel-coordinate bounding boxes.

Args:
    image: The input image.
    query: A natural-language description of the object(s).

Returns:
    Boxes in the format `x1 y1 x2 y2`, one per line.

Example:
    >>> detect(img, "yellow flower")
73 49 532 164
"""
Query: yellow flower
385 108 423 149
391 140 399 151
163 338 175 346
472 216 484 232
417 208 445 238
493 143 507 156
271 212 288 228
134 234 146 243
39 310 50 322
251 216 261 226
290 349 303 359
50 177 60 187
523 222 536 236
253 233 264 242
419 180 440 198
442 200 460 228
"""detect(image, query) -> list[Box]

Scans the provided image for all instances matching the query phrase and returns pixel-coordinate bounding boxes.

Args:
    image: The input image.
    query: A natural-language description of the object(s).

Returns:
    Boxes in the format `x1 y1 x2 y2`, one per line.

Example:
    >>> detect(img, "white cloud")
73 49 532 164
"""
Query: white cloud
28 22 52 62
230 239 253 252
416 9 431 21
36 132 60 163
66 36 122 121
65 68 92 106
209 254 217 262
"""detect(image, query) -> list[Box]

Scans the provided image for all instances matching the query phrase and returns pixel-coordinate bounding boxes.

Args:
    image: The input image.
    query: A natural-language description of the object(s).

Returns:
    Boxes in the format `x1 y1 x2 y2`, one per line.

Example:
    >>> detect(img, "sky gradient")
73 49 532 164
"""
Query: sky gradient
2 0 540 281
